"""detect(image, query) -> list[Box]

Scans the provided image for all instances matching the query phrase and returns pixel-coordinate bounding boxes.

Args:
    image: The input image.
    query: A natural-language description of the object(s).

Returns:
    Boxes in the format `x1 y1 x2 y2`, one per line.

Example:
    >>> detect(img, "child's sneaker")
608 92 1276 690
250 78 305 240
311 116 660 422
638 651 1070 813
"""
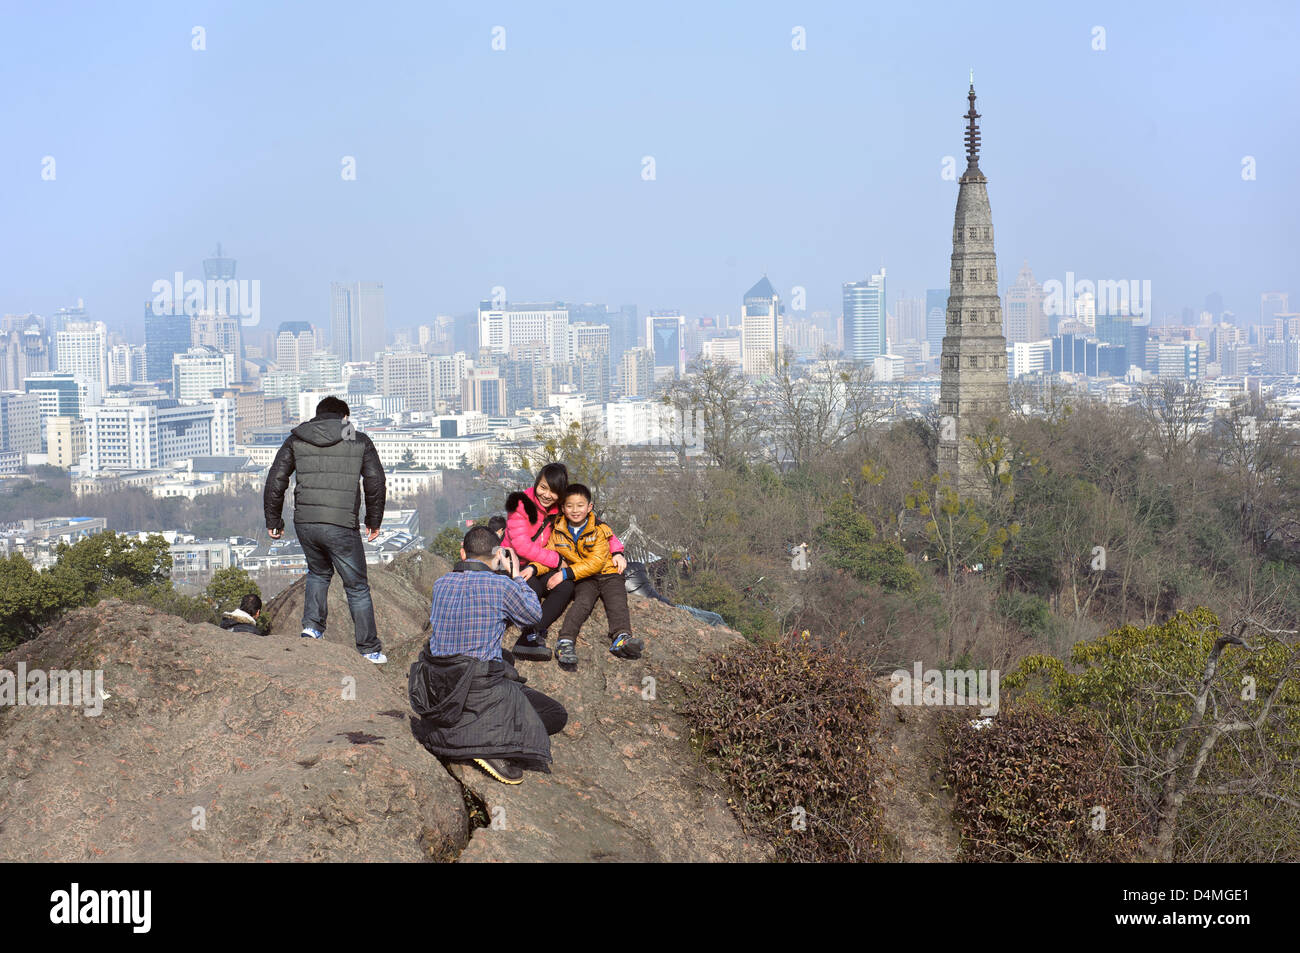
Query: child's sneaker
555 638 578 668
301 627 324 639
364 651 387 664
512 630 552 661
609 632 644 659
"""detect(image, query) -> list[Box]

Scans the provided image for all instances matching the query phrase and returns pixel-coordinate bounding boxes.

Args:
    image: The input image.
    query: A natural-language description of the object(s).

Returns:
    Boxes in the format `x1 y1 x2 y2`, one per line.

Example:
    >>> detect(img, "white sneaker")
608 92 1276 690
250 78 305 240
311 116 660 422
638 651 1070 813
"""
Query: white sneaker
301 627 324 639
364 651 387 664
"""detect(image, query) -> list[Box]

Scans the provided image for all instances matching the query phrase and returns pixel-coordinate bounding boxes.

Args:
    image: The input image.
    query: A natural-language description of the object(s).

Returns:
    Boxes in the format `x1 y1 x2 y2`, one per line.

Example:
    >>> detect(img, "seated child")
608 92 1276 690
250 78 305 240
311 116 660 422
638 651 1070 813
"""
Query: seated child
528 484 643 668
487 515 508 540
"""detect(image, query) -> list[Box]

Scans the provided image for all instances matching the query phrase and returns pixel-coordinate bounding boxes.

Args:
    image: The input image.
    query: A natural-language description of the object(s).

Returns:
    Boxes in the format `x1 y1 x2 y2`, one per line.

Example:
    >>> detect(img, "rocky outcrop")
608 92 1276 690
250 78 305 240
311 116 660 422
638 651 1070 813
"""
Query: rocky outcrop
1 552 765 862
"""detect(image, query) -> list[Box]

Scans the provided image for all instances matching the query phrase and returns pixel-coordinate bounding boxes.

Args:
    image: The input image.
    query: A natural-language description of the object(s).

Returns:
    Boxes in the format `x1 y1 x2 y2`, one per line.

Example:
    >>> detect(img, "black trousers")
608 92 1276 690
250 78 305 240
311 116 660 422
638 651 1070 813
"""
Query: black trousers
523 570 575 635
523 686 568 735
560 572 632 640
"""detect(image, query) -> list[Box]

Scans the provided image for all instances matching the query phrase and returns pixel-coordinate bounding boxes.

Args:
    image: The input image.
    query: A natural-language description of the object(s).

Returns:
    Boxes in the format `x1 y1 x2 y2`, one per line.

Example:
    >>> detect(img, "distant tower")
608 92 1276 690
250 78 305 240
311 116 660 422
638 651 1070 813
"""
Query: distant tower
937 79 1010 499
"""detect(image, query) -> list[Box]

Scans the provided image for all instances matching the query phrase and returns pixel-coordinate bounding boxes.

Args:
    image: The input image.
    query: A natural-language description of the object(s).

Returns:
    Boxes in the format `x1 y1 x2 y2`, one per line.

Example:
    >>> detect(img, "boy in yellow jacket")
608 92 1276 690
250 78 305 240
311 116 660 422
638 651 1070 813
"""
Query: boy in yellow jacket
529 483 644 669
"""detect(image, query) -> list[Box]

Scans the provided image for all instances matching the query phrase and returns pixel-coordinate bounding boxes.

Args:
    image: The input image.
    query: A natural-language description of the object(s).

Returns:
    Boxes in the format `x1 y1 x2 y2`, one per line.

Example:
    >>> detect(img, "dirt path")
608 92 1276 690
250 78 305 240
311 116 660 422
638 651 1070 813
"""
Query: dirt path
871 676 967 862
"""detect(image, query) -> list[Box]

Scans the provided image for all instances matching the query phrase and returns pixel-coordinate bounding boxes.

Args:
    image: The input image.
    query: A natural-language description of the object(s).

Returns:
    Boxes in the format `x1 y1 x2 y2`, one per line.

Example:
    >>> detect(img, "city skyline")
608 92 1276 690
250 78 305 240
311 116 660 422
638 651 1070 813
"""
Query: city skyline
3 2 1297 335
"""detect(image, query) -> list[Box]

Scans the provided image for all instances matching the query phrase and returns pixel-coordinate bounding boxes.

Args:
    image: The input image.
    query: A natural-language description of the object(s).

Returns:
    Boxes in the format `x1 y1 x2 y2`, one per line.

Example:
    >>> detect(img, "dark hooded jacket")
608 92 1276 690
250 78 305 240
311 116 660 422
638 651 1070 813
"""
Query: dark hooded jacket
219 609 263 635
408 643 551 766
263 413 386 531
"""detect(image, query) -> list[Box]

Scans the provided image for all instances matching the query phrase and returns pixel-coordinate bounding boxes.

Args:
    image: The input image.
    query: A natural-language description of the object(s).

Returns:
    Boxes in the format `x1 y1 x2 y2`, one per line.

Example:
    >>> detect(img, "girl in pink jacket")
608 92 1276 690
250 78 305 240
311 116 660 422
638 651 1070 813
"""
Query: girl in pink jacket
504 463 626 661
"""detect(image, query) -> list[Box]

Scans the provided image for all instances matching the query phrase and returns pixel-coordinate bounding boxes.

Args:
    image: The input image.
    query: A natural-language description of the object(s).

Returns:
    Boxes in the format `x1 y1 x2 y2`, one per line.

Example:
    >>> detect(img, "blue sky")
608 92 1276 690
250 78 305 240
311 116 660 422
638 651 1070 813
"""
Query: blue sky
2 0 1297 340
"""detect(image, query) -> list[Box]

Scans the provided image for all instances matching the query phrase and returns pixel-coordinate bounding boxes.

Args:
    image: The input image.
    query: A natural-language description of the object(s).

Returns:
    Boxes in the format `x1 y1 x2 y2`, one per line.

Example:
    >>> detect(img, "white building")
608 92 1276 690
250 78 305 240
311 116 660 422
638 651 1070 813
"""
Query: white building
172 346 229 401
477 302 570 363
1011 340 1053 378
431 351 471 400
84 397 235 472
367 429 496 470
55 320 109 387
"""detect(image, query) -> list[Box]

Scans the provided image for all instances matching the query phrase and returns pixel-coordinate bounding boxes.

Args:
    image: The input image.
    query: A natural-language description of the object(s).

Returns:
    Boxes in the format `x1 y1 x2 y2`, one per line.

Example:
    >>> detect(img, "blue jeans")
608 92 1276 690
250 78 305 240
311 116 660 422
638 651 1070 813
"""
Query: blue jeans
296 522 381 655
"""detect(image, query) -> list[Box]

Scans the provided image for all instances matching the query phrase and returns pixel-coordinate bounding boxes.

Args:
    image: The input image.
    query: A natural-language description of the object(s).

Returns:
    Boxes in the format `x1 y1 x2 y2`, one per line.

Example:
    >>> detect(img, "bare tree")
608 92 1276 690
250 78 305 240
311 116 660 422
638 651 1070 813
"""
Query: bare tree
664 357 760 471
1137 378 1210 464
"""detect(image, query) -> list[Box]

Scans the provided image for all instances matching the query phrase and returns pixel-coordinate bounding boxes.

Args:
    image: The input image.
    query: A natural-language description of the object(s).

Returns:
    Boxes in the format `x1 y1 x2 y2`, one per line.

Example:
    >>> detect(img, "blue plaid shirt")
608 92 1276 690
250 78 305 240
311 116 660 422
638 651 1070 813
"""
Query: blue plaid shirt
427 561 542 661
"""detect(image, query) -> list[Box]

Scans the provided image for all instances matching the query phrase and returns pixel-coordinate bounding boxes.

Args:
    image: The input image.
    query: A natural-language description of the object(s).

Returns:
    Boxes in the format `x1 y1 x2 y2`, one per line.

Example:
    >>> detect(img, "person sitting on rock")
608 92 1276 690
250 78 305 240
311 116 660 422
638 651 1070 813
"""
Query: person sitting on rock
408 526 568 785
219 593 264 635
503 462 627 662
487 515 508 540
528 484 643 669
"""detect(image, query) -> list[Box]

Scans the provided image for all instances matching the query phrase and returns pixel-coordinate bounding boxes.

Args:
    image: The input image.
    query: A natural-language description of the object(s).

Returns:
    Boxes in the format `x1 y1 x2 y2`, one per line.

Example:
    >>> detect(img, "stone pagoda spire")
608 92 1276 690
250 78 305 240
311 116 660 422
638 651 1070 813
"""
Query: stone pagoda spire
937 79 1010 499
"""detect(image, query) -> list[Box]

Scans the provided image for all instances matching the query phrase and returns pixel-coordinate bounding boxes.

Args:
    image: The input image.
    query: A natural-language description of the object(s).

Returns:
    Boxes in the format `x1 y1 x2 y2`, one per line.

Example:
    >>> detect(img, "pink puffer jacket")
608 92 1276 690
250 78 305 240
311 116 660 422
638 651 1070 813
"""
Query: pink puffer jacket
502 487 623 570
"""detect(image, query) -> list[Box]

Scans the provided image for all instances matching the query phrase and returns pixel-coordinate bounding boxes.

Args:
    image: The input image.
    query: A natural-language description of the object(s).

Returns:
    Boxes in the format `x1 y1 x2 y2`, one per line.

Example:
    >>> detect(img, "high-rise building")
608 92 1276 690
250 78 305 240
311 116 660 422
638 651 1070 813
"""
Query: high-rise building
1261 292 1290 327
24 373 101 438
145 302 192 382
925 289 949 360
0 391 41 455
378 350 435 412
645 312 685 378
275 321 317 374
617 347 654 398
107 344 146 387
0 316 49 389
937 82 1010 499
571 323 612 402
741 277 783 376
173 346 230 401
1075 290 1097 331
191 310 244 382
461 366 506 417
55 320 108 387
477 301 571 363
330 282 386 363
893 296 926 344
431 351 470 401
1003 263 1047 343
843 269 887 364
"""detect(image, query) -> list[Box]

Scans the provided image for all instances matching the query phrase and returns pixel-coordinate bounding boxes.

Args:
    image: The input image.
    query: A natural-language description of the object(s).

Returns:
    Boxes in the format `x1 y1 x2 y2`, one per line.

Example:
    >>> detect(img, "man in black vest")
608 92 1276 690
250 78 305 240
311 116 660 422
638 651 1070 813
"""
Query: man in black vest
263 396 388 663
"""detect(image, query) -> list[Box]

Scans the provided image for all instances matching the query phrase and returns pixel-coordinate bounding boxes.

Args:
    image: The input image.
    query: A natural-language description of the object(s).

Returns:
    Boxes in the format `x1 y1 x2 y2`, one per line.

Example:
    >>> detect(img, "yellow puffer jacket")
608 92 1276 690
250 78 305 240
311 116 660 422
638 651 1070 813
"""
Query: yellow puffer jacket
530 513 619 581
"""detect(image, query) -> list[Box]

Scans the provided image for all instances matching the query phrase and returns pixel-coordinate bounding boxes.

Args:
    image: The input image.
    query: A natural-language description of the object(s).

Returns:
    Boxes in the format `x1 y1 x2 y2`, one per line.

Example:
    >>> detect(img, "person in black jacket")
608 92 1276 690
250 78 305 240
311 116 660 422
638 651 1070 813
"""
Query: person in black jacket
219 593 264 635
263 396 388 663
408 525 567 784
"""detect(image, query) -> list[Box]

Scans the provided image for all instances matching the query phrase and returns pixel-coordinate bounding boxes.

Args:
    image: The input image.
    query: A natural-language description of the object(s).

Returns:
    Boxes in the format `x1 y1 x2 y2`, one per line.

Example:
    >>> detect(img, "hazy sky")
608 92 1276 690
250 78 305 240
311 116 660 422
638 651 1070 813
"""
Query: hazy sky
3 1 1298 341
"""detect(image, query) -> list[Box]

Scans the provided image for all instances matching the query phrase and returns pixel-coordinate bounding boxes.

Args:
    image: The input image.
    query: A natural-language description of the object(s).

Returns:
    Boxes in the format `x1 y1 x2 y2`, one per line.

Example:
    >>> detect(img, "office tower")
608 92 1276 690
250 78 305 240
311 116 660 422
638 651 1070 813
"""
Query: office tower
894 296 926 343
24 373 102 438
55 320 108 387
741 277 783 376
1076 290 1096 331
107 344 145 387
275 321 317 374
926 289 949 360
192 310 244 382
843 269 887 364
379 350 435 412
431 351 470 401
937 82 1010 499
461 366 506 416
0 391 41 455
145 300 192 382
172 346 229 401
1004 263 1047 343
331 281 386 363
617 347 655 397
46 300 87 340
645 312 686 378
571 323 612 402
1261 292 1290 326
477 301 571 363
1204 291 1224 322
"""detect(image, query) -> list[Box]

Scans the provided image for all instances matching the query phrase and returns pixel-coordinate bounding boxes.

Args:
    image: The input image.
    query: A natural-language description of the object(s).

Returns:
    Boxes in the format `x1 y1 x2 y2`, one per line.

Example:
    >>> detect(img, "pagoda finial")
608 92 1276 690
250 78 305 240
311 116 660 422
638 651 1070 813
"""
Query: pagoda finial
964 79 981 168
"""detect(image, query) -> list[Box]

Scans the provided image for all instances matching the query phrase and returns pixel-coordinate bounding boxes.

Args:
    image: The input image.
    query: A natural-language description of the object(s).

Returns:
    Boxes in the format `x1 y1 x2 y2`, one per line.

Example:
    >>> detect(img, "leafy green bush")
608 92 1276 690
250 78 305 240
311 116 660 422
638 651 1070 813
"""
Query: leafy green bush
945 701 1145 861
429 526 464 565
682 635 888 861
815 495 920 592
